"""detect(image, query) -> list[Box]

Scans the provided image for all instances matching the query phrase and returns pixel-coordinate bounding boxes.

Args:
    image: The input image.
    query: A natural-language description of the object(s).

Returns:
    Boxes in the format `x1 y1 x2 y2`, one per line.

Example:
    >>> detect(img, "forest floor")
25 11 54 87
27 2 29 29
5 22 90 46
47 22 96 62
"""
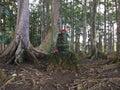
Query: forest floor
0 59 120 90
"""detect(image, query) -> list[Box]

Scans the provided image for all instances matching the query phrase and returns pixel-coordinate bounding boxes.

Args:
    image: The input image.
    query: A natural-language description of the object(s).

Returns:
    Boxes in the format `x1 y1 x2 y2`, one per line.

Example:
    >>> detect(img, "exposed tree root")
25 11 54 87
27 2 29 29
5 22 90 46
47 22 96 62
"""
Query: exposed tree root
0 39 48 67
0 69 14 89
69 77 120 90
0 77 14 89
24 49 39 65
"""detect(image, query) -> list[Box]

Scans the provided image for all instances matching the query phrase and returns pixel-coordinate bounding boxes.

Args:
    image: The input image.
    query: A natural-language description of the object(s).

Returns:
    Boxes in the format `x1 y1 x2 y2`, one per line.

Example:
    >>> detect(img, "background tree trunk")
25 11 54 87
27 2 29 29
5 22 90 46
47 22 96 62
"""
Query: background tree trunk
83 0 87 52
117 0 120 59
89 0 98 58
70 0 75 52
104 0 107 52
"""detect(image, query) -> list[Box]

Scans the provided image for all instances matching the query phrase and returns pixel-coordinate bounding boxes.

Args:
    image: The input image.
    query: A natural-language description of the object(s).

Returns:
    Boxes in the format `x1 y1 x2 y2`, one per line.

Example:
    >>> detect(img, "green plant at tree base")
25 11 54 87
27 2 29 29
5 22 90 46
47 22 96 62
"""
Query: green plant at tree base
48 52 79 72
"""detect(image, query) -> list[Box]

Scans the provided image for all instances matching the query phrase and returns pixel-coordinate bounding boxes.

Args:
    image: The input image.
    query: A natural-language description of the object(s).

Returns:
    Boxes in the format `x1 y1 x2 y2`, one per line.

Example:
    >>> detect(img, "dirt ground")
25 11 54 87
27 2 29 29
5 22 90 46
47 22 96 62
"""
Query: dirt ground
0 59 120 90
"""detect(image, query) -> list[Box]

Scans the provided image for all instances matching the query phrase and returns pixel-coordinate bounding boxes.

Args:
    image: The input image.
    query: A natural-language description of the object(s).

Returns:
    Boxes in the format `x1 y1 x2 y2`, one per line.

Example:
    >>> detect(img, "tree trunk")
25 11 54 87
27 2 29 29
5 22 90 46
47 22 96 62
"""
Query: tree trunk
16 0 30 47
46 0 50 33
89 0 98 59
83 0 87 52
70 0 75 52
40 0 46 42
52 0 61 48
38 0 61 52
0 13 2 53
75 34 80 53
117 0 120 59
88 1 92 54
104 0 107 52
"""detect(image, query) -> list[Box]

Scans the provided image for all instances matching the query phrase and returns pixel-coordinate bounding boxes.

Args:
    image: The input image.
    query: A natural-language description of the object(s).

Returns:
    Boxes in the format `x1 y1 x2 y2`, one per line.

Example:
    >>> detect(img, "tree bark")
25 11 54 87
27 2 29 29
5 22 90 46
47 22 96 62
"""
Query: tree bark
83 0 87 52
89 0 98 59
104 0 107 52
40 0 46 42
16 0 30 47
70 0 75 52
117 0 120 59
52 0 61 48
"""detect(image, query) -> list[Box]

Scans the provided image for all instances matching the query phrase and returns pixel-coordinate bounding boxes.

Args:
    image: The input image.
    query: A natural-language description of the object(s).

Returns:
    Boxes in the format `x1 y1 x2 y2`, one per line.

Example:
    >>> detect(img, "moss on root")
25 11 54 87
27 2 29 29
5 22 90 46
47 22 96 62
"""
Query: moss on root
47 52 79 72
24 49 40 65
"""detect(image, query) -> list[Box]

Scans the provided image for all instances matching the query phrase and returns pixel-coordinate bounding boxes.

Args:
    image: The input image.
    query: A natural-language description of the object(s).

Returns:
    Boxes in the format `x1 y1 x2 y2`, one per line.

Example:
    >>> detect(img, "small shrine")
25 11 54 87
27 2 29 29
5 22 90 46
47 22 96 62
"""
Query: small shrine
54 28 69 53
49 28 78 71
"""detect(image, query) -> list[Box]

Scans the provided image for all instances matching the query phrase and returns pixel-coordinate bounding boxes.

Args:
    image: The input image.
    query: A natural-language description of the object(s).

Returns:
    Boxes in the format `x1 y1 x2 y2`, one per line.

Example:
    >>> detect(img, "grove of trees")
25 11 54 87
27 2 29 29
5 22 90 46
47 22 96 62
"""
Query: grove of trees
0 0 120 64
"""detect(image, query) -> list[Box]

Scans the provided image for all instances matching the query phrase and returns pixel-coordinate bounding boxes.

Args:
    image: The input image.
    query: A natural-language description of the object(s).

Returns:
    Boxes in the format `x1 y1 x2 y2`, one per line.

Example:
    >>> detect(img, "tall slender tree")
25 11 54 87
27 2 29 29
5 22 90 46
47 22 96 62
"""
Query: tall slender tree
89 0 98 58
71 0 75 51
83 0 87 52
117 0 120 59
104 0 107 52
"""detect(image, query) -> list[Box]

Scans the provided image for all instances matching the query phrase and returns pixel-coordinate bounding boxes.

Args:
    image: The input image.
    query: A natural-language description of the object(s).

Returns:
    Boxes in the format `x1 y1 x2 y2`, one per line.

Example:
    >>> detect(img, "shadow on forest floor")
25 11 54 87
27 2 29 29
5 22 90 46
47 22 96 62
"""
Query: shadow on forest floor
0 59 120 90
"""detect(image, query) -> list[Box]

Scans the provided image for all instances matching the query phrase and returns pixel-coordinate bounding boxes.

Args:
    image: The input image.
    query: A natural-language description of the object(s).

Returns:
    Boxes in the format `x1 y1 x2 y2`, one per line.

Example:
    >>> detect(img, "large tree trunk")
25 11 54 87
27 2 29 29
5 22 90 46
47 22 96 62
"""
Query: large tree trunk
46 0 50 33
52 0 61 48
0 0 47 65
38 0 61 52
16 0 30 47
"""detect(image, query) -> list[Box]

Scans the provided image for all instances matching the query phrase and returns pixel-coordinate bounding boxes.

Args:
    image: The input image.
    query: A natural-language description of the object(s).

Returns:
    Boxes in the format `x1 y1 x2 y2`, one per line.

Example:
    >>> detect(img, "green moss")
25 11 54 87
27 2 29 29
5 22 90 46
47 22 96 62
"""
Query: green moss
37 30 54 53
47 52 79 71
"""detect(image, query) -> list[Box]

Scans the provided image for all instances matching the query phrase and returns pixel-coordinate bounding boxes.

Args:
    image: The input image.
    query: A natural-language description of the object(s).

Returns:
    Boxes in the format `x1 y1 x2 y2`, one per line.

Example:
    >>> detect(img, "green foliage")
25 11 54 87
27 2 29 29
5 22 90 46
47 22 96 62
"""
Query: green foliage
30 3 42 47
0 1 17 48
0 31 12 45
0 5 10 15
61 0 86 41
